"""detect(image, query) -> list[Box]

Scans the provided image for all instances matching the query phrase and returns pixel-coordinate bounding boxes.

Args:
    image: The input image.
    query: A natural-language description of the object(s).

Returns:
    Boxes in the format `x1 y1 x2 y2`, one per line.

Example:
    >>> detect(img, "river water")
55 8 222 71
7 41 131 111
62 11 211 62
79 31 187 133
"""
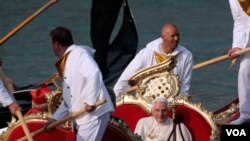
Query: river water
0 0 238 111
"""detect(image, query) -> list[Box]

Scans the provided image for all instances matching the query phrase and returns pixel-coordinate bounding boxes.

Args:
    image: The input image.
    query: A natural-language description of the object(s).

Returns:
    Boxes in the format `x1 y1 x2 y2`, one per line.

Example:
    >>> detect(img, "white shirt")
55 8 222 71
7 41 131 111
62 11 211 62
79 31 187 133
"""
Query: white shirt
134 117 193 141
229 0 250 48
0 80 13 107
114 38 193 98
52 45 114 125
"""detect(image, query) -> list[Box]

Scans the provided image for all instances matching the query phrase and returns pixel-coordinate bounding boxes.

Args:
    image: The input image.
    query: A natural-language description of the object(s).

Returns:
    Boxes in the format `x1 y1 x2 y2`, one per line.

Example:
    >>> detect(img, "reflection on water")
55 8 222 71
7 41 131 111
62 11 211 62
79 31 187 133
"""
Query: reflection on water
0 0 238 111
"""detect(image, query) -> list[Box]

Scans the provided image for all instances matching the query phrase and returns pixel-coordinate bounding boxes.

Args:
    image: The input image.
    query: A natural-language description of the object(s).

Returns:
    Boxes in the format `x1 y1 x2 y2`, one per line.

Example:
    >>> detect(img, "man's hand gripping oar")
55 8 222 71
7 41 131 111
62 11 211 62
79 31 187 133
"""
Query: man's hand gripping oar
193 47 250 70
0 66 33 141
17 99 107 141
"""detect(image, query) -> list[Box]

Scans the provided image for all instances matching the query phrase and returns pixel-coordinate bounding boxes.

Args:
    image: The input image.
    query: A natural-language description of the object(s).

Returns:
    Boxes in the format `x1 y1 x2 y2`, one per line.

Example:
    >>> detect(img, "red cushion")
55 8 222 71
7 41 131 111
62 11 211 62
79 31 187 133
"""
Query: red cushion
113 104 213 141
169 105 212 141
6 120 75 141
113 104 149 132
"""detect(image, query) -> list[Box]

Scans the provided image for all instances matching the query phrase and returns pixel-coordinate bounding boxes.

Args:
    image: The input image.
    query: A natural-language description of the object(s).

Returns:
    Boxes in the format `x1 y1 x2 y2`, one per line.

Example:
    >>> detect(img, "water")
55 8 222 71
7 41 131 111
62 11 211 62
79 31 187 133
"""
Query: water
0 0 238 111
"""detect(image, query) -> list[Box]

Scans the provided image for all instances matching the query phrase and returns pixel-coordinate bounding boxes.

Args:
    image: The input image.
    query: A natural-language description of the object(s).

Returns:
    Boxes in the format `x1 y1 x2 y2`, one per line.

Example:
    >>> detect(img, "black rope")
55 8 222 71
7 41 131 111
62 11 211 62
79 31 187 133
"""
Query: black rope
178 123 186 141
166 123 176 141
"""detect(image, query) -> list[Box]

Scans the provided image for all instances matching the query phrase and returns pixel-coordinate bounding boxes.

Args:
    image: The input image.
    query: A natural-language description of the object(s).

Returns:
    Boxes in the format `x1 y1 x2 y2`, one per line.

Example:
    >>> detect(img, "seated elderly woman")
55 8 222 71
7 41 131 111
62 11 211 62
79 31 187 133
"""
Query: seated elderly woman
134 97 193 141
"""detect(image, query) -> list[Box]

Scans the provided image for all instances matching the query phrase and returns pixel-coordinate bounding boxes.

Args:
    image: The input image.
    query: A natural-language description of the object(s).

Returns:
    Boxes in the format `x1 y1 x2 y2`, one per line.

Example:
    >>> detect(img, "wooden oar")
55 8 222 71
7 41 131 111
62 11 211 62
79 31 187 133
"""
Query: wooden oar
124 47 250 94
193 47 250 70
0 0 58 45
17 99 107 141
0 67 33 141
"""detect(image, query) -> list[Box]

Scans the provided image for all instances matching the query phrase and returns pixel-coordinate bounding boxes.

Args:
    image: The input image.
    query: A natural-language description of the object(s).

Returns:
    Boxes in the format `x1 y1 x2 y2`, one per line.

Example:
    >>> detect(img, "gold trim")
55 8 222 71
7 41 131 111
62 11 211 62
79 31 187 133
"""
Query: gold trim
45 89 63 114
154 51 171 64
173 96 219 141
128 55 176 86
117 95 219 141
122 54 179 104
213 102 239 120
116 55 219 140
109 117 142 141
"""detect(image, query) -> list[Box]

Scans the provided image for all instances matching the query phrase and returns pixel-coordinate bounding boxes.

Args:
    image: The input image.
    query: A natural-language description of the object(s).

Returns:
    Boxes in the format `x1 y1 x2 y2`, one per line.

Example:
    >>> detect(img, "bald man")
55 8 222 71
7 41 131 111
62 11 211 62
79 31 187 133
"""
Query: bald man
114 23 193 100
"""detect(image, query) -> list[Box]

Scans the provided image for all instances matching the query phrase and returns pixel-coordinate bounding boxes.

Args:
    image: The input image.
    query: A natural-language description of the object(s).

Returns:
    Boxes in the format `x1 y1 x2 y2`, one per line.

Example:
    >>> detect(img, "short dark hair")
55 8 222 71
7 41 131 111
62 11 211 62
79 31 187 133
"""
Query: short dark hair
49 26 74 46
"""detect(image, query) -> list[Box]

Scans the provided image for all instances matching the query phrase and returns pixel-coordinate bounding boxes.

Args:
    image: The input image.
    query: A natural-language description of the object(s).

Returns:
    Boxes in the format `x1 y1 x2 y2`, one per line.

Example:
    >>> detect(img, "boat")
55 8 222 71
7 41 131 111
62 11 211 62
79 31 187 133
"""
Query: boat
1 50 236 141
0 0 243 141
104 0 138 86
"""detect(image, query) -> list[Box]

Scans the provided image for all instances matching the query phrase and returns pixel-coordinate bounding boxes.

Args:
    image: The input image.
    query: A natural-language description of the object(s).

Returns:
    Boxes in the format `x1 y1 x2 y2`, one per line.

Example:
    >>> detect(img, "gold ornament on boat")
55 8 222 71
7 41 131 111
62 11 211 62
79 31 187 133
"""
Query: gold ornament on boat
116 53 219 141
128 54 176 86
109 117 143 141
213 101 239 120
46 89 63 114
126 54 178 104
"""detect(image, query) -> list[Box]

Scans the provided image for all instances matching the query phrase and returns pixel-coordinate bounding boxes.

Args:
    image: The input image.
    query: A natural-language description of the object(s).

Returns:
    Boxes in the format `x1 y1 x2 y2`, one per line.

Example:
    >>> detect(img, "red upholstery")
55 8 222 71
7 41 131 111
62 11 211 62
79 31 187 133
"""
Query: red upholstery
169 105 212 141
24 108 41 116
6 121 75 141
113 104 149 132
113 104 213 141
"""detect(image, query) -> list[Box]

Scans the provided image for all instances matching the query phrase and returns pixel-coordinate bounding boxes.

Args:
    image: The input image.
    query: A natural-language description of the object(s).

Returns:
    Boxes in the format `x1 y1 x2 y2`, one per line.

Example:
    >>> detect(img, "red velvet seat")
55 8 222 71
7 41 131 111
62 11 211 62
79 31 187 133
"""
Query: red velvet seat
169 105 213 141
5 120 75 141
113 102 217 141
113 104 149 132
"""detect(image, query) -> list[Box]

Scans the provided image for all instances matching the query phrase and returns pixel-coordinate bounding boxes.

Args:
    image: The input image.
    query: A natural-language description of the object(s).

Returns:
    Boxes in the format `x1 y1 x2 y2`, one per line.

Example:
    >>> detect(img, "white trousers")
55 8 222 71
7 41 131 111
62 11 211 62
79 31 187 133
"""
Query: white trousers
238 52 250 119
76 112 110 141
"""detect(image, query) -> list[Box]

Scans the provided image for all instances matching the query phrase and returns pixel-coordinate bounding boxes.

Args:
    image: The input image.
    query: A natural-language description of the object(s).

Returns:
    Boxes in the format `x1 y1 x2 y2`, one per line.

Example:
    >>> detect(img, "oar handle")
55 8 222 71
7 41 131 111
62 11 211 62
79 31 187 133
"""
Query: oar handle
17 99 107 141
193 55 228 70
0 0 58 45
16 110 34 141
193 47 250 70
0 67 33 141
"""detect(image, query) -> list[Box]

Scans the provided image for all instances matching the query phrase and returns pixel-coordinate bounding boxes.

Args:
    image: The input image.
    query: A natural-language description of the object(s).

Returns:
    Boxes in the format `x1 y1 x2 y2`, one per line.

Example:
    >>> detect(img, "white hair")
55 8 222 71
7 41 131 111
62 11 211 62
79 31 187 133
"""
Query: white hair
151 97 169 109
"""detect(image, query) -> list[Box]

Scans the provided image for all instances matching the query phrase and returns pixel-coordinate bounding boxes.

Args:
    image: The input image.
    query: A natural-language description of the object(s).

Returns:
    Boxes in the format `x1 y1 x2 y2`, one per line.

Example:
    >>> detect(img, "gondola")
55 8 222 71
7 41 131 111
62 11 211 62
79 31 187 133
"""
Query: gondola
104 0 138 86
1 50 235 141
0 0 244 141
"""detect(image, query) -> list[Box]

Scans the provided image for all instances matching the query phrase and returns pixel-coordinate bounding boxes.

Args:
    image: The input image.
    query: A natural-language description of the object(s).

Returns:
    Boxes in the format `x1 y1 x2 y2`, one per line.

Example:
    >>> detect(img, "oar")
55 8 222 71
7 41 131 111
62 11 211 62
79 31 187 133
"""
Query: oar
0 67 33 141
121 47 250 95
0 0 58 45
17 99 107 141
193 47 250 70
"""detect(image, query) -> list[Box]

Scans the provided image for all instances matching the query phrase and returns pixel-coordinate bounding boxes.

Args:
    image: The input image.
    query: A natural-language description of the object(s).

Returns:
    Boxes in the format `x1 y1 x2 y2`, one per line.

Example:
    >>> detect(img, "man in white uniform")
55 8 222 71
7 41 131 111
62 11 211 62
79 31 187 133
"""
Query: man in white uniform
134 97 192 141
0 57 21 115
228 0 250 125
114 23 193 99
0 80 20 114
44 26 114 141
